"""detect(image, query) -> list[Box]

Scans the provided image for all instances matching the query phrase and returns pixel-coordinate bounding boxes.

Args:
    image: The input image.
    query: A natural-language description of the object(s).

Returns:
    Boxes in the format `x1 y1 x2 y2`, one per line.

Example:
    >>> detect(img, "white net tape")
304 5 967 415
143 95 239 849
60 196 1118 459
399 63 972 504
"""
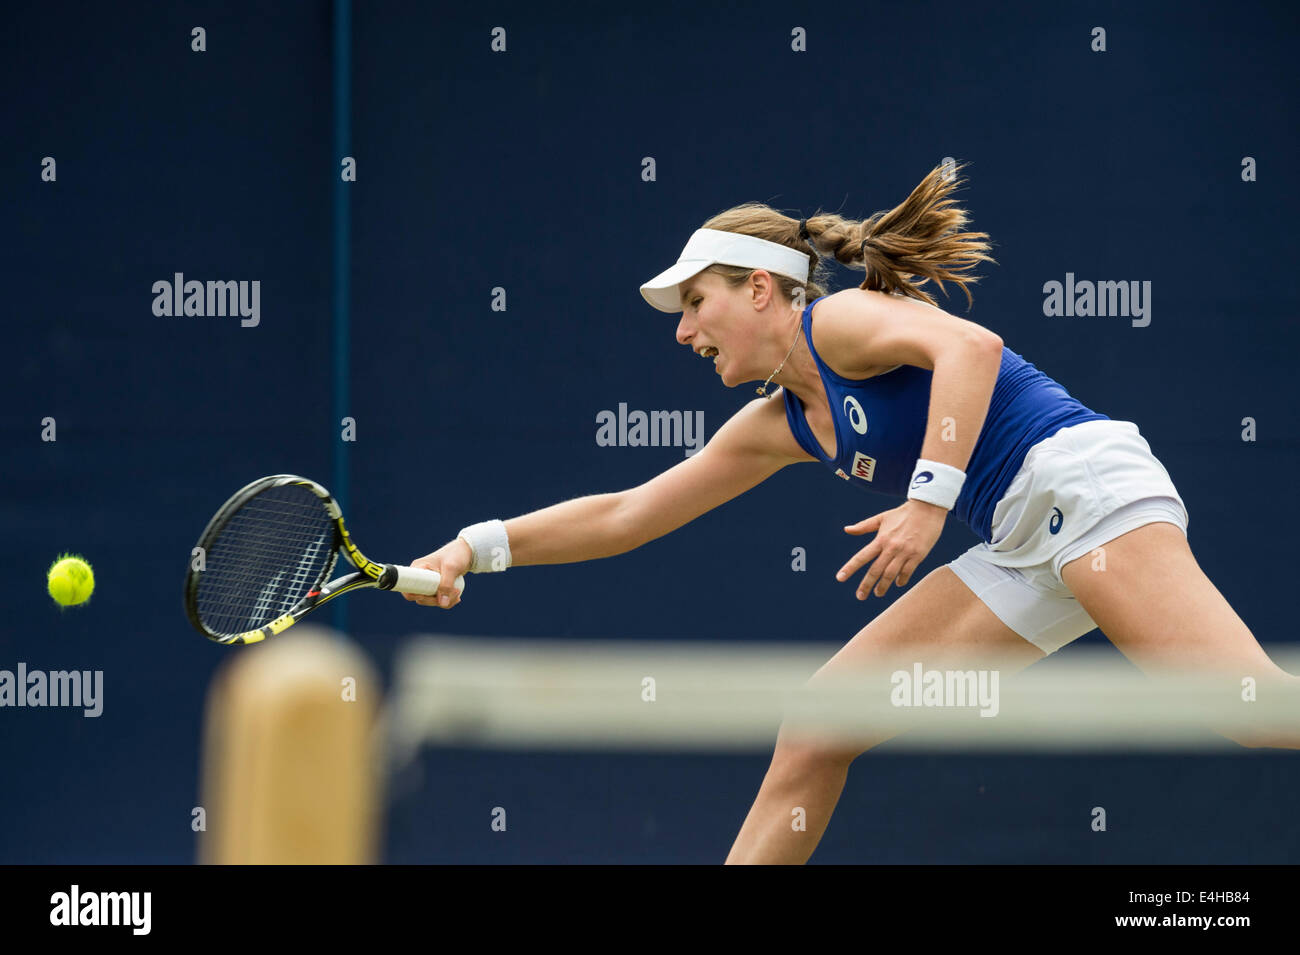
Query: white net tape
387 637 1300 759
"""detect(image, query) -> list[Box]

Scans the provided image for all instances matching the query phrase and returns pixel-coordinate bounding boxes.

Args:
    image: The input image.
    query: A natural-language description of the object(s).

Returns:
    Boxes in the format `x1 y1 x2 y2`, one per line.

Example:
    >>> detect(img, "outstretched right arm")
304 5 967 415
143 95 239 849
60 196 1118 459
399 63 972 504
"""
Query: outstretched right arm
406 392 813 608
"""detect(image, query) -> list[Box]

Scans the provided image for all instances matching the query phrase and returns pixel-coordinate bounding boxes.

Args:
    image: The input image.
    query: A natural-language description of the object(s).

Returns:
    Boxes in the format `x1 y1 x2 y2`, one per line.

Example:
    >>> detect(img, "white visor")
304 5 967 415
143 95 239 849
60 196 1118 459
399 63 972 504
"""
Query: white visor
639 228 810 313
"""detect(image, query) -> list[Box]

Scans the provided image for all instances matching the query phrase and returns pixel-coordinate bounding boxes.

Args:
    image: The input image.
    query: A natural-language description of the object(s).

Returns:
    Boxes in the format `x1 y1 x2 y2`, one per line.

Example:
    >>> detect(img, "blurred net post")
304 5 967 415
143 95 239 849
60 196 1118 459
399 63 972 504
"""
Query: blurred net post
198 626 380 864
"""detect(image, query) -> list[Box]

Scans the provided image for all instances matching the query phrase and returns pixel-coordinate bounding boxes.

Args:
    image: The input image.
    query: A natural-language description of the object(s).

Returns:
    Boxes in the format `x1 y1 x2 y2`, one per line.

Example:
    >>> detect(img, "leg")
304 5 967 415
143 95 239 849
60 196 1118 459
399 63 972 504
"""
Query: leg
725 564 1045 865
1061 521 1300 748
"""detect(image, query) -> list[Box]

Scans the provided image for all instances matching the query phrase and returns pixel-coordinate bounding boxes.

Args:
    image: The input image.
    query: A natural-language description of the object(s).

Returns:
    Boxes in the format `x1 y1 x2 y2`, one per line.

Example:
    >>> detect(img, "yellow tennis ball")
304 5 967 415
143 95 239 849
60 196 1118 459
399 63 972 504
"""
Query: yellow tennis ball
48 554 94 607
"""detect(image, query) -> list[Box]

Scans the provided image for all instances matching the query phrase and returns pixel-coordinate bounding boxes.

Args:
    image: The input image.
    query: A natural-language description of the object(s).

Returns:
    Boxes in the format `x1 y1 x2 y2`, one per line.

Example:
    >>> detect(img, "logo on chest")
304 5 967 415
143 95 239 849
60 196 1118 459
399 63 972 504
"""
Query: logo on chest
839 397 874 480
843 396 869 435
849 451 876 481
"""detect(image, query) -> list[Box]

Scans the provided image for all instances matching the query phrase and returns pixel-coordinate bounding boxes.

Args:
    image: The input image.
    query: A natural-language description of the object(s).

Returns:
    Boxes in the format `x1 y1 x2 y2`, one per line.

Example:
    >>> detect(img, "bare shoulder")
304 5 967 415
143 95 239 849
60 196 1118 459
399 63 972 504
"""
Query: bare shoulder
810 288 990 375
807 289 910 377
718 392 816 463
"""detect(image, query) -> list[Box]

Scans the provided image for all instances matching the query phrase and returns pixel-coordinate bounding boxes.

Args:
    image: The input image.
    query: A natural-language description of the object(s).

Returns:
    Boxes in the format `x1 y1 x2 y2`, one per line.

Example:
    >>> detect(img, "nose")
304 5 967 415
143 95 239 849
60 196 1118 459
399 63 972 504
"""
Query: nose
675 313 694 346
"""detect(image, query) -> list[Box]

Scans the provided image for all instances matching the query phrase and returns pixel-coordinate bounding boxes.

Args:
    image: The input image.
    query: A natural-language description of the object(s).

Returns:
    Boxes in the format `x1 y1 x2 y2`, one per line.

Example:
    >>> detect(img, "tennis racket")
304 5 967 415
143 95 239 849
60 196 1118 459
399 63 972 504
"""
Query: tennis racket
185 474 464 645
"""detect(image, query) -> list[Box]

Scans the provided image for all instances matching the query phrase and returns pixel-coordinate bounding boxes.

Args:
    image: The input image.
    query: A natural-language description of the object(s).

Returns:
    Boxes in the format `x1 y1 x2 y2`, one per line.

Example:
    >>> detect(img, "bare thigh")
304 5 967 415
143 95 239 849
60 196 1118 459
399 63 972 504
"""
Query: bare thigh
781 564 1045 756
1061 522 1299 747
1060 522 1292 679
814 564 1044 677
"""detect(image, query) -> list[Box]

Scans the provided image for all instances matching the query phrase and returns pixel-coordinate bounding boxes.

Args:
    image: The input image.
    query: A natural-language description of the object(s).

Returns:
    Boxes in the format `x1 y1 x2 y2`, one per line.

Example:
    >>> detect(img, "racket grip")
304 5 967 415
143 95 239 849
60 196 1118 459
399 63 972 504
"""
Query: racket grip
383 564 467 597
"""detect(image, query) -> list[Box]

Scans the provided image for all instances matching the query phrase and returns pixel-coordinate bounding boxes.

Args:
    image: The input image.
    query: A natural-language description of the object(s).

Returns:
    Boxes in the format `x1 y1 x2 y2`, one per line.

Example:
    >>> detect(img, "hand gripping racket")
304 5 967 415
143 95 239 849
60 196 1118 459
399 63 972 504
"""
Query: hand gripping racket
184 474 464 645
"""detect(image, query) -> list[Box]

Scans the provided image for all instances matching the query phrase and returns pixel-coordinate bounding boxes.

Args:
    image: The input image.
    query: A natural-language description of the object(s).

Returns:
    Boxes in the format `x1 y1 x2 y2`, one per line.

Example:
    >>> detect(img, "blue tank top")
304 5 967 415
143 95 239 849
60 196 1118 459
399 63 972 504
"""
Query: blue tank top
781 295 1109 542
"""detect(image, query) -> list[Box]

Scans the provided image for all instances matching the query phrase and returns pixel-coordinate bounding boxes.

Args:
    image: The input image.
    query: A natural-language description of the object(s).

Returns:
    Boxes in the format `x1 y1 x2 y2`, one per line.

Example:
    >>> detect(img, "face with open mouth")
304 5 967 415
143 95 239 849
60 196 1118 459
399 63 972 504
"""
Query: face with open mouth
674 271 749 386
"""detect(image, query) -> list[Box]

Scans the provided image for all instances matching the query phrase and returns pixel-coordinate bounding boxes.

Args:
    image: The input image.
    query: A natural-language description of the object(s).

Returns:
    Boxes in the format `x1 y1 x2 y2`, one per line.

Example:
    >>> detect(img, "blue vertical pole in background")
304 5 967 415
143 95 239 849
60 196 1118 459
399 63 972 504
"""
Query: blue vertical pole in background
332 0 352 636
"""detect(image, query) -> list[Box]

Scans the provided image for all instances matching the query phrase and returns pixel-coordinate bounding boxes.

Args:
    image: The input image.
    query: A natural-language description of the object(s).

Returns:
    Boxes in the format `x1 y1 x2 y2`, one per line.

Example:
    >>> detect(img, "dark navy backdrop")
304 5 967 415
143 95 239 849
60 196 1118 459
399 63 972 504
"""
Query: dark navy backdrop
2 0 1296 863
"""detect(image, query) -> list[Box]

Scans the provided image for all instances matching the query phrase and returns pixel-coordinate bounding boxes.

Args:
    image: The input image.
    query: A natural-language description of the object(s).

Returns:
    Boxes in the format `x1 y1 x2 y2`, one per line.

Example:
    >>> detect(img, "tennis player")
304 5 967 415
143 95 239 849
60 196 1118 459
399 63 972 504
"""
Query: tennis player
407 162 1298 864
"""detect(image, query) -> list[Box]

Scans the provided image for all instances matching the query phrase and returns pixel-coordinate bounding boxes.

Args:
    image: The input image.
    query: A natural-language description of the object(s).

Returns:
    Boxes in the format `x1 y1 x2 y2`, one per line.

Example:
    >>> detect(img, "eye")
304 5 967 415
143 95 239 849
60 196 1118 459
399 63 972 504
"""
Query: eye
690 297 702 308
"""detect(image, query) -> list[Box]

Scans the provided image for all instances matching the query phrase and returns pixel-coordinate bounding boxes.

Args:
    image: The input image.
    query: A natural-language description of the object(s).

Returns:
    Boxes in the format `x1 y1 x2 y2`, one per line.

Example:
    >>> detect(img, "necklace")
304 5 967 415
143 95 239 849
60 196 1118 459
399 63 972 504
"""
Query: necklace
756 319 803 398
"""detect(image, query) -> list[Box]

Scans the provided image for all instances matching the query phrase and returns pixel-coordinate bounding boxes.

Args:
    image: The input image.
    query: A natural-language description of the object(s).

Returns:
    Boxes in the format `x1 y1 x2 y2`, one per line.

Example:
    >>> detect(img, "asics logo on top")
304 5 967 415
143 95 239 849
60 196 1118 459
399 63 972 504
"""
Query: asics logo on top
911 471 934 489
843 396 868 435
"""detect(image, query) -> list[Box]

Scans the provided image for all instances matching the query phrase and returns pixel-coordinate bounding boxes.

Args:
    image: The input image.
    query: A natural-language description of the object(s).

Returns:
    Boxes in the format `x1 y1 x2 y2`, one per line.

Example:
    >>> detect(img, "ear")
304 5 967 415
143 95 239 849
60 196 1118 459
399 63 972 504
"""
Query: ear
748 269 776 308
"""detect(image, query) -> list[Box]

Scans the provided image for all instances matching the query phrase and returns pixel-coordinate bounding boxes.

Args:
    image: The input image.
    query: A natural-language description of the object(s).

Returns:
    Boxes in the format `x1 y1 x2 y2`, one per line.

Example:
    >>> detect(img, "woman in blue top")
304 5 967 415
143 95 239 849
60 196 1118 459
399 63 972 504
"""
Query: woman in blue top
407 163 1298 864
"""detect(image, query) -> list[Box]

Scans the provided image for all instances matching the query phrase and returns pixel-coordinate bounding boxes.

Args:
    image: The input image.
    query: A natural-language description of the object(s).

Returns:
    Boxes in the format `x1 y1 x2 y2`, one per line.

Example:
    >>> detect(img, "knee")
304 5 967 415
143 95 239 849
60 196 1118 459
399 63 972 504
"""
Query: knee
767 734 863 783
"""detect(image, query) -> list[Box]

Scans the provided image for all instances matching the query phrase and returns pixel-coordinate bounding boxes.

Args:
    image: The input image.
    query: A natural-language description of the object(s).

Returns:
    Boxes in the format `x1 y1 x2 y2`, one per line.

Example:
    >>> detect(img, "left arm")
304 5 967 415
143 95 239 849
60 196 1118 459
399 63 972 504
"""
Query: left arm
916 334 1004 482
815 288 1004 466
813 289 1004 595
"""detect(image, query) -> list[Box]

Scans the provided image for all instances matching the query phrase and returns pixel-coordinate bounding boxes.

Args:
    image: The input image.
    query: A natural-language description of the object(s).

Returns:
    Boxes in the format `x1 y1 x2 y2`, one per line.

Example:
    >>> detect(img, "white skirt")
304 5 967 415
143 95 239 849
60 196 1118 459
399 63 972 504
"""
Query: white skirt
946 419 1189 655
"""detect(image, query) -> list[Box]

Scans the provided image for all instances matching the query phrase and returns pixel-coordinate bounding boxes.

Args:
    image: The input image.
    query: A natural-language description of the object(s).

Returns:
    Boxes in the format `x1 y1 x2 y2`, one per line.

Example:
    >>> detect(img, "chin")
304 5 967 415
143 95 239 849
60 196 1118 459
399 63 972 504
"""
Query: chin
714 357 743 388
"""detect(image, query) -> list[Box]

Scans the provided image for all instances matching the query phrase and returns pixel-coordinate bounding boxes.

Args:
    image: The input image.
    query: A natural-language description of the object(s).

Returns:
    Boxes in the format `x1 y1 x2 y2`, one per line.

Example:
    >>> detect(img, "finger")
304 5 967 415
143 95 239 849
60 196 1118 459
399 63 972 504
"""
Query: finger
895 558 918 588
403 558 438 603
857 555 889 600
844 513 884 536
404 567 453 608
836 540 882 581
435 573 466 609
872 553 909 597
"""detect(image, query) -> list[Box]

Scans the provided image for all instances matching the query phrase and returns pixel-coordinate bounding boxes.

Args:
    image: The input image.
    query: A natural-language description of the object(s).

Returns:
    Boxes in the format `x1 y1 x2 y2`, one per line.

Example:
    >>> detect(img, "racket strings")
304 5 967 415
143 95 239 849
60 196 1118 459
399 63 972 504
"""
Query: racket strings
196 485 338 636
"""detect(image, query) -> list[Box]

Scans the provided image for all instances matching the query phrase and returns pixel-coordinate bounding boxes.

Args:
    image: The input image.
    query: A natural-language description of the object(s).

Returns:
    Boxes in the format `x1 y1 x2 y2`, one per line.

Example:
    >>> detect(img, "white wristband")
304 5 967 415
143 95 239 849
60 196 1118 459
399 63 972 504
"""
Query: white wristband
457 519 512 573
907 459 966 511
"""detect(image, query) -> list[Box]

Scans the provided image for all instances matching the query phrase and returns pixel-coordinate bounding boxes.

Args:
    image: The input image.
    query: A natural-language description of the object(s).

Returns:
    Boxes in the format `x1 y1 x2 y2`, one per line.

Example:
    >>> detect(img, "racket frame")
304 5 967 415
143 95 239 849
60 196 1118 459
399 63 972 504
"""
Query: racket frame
186 474 419 646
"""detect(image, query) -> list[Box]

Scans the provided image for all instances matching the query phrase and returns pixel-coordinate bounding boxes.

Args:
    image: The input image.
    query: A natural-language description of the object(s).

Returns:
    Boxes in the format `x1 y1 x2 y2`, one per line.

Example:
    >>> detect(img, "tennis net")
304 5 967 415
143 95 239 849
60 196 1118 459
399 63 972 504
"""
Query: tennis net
386 636 1300 759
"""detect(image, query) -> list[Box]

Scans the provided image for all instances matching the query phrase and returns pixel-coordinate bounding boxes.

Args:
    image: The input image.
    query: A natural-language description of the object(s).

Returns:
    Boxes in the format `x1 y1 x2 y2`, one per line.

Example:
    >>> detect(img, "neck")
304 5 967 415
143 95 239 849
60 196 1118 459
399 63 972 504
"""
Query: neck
768 312 821 404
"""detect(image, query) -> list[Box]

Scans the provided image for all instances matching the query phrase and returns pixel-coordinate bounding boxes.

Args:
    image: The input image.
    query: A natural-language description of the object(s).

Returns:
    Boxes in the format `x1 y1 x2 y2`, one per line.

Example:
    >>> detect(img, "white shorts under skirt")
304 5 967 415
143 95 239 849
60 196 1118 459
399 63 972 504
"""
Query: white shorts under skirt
946 420 1189 655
